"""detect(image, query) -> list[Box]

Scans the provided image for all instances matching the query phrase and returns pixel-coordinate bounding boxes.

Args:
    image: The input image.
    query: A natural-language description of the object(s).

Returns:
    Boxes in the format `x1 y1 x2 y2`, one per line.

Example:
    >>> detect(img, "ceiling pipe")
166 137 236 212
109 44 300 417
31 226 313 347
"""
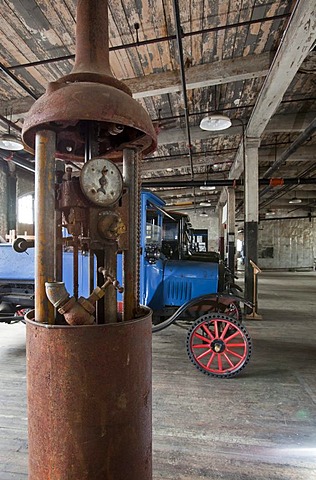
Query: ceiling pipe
8 13 289 71
144 178 316 188
0 152 35 173
259 117 316 196
172 0 194 181
0 115 22 133
0 63 38 100
235 162 316 214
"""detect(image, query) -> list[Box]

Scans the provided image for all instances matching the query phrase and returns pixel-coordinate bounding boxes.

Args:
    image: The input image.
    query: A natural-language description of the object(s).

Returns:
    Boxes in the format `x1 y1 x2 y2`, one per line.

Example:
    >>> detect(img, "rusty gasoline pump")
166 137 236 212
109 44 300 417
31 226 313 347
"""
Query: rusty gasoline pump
21 1 156 479
48 156 128 325
22 0 156 327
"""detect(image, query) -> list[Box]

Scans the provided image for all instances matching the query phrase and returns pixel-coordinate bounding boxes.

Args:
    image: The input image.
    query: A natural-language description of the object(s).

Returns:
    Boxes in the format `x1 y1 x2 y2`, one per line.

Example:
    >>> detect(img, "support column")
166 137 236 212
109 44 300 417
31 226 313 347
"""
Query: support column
227 187 236 276
218 205 225 261
34 130 56 324
123 148 140 321
6 162 16 233
244 137 260 314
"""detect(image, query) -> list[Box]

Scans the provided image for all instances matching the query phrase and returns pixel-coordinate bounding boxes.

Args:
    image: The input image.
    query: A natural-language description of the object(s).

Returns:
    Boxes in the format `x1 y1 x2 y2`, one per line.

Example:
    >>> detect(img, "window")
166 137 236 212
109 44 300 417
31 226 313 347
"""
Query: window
17 194 34 225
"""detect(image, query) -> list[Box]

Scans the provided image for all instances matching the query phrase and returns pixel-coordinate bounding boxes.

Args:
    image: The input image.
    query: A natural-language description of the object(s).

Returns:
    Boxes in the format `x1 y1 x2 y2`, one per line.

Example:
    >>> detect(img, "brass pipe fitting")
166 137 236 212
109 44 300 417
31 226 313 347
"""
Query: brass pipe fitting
45 275 124 326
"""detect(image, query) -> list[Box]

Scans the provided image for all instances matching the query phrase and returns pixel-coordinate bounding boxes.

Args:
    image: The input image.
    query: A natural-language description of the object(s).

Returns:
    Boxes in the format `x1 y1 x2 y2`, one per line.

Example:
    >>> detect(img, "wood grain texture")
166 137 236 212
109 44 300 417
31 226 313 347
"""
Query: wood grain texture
1 272 316 478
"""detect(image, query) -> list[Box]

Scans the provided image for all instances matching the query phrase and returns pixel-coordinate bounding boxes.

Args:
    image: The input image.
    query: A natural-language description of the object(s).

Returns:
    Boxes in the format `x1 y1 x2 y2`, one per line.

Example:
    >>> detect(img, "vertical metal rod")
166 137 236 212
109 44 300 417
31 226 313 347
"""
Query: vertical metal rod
89 251 94 293
55 210 62 282
35 130 56 324
73 235 79 299
55 158 64 283
102 243 118 324
96 252 105 324
172 0 194 182
123 148 140 321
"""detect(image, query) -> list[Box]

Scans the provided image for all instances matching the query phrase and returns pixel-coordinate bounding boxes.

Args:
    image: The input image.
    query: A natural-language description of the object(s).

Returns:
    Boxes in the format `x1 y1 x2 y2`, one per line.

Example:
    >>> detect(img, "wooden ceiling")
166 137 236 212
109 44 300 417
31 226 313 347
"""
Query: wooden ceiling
0 0 315 218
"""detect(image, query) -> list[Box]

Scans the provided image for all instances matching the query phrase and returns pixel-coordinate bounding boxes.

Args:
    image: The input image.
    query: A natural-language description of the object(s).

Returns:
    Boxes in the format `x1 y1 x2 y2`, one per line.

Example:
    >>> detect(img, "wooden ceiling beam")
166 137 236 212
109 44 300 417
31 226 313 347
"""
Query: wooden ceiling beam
141 145 316 175
228 1 316 182
128 52 271 99
2 52 271 117
246 2 316 138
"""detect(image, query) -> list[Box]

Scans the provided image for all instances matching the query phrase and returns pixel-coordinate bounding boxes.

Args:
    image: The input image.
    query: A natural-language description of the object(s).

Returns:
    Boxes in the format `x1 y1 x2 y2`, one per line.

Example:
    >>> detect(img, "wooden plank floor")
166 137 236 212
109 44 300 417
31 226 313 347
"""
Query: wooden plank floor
0 271 316 479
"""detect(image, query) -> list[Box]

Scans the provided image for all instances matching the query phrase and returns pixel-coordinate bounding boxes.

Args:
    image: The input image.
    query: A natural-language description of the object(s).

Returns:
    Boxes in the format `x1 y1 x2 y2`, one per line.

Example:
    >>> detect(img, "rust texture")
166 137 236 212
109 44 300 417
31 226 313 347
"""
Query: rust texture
21 0 157 159
34 130 56 324
26 309 152 480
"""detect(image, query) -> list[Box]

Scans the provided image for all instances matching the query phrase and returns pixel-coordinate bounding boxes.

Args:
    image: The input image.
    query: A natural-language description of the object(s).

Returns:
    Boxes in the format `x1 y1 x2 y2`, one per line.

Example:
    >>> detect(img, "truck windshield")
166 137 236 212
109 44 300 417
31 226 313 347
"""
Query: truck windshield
146 222 162 245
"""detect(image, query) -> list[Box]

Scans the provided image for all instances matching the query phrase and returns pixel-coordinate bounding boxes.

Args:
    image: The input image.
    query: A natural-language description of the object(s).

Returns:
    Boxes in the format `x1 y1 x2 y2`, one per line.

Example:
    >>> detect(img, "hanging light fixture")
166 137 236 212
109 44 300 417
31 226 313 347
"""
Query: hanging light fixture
199 85 231 131
0 132 24 151
289 191 302 204
289 197 302 204
0 109 24 151
200 163 216 190
199 209 208 217
200 113 231 131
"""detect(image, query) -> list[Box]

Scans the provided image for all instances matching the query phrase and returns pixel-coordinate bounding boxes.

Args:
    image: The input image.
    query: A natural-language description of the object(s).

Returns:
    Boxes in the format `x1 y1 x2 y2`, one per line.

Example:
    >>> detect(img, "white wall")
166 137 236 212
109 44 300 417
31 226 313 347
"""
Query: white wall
188 211 219 252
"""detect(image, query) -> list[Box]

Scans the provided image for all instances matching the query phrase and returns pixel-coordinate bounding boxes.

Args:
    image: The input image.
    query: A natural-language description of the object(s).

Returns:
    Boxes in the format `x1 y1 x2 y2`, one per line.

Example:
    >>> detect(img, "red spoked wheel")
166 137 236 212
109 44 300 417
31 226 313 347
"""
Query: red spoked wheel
187 313 252 378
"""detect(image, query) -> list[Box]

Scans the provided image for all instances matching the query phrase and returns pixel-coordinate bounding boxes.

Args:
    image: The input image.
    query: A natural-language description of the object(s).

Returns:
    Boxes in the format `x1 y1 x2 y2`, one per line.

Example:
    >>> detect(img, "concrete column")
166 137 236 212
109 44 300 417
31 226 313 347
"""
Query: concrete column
244 137 260 313
217 205 225 261
227 187 236 276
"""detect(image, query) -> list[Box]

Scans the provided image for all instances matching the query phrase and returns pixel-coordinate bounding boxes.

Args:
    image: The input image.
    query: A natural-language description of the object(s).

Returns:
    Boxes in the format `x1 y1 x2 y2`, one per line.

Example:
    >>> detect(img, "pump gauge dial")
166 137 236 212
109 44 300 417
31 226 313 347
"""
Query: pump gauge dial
80 157 123 206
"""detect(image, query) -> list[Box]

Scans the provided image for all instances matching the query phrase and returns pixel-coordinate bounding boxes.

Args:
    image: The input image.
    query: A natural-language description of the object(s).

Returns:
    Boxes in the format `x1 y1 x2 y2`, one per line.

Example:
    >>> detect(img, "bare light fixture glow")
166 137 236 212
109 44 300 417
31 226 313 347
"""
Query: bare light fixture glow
289 197 302 204
200 184 216 191
200 113 232 131
199 209 208 217
0 133 24 151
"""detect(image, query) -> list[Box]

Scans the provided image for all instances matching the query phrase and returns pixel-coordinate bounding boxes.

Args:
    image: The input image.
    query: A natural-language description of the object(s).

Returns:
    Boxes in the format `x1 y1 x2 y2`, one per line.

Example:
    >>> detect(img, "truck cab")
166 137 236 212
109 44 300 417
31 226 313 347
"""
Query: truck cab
140 191 223 323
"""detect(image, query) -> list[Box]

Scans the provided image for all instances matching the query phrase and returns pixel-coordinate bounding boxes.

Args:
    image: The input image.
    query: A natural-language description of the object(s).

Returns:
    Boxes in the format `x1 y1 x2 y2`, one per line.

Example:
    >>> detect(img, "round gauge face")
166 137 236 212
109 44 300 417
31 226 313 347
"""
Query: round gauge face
80 157 123 206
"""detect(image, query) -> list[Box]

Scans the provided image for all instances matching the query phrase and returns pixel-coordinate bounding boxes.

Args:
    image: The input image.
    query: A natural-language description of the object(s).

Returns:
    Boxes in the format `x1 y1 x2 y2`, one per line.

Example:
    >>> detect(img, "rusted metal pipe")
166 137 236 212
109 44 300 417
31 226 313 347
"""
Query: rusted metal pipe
101 245 119 323
72 0 111 76
35 130 56 324
26 309 152 480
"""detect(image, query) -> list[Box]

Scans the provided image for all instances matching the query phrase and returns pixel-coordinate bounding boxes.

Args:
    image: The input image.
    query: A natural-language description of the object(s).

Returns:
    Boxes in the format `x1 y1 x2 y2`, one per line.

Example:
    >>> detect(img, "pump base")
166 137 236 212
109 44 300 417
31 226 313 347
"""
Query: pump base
26 308 152 480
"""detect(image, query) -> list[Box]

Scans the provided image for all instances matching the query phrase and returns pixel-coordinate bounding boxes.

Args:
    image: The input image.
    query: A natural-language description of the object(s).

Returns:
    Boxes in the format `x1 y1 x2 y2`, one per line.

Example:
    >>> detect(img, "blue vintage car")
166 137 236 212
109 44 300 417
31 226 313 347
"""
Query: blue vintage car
0 190 252 378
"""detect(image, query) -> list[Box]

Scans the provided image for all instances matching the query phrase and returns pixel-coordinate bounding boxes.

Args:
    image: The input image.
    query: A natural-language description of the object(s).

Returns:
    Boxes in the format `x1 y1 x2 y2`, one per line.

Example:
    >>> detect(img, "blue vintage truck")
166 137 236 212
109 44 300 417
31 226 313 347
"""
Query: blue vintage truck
0 190 252 378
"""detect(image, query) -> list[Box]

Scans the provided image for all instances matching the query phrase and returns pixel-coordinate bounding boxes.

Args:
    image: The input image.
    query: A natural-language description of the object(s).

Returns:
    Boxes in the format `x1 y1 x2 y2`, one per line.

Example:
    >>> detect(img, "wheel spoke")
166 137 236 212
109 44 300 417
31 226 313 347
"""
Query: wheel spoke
220 322 230 339
214 320 219 338
194 332 210 342
226 348 244 359
197 348 213 360
206 352 216 368
201 323 215 340
193 343 210 349
227 342 245 347
217 353 223 371
223 353 235 368
225 330 240 342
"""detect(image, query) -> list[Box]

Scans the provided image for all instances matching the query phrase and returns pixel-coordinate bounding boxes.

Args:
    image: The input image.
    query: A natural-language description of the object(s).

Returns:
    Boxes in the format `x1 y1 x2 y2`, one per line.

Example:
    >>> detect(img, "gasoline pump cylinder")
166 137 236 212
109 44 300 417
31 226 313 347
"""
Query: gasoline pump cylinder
26 310 152 480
